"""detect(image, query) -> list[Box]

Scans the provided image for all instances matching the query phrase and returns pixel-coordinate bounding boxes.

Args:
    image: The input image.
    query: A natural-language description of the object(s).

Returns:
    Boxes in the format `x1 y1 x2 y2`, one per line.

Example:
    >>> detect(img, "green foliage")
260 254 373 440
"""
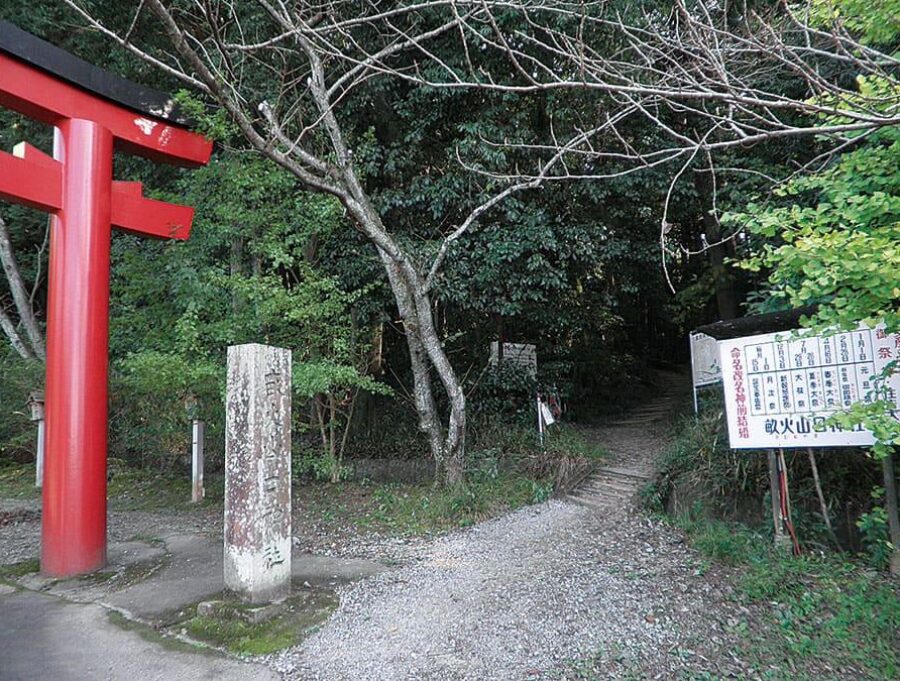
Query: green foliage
293 362 391 399
731 128 900 335
292 446 352 483
807 0 900 45
675 511 900 678
173 90 237 142
468 364 538 422
109 352 222 470
857 488 894 569
0 351 43 463
100 152 384 469
651 397 887 562
649 403 770 512
729 127 900 457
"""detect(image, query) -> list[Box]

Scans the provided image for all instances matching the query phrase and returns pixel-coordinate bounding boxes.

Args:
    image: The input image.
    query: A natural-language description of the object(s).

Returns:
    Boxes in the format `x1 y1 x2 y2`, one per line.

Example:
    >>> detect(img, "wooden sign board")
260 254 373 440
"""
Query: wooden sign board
490 342 537 378
720 324 900 449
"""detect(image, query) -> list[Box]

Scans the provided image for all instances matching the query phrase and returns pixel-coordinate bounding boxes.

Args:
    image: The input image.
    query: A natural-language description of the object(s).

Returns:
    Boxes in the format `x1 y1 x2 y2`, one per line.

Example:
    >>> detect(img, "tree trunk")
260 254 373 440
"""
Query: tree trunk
379 251 466 486
0 215 45 358
0 306 34 359
229 236 245 313
693 170 739 321
768 449 789 551
407 277 466 486
380 253 445 463
881 449 900 577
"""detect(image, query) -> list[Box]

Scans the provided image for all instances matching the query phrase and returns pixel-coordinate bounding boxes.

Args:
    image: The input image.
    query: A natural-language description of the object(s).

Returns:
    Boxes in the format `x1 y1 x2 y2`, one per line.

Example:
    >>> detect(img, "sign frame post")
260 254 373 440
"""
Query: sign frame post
191 419 205 503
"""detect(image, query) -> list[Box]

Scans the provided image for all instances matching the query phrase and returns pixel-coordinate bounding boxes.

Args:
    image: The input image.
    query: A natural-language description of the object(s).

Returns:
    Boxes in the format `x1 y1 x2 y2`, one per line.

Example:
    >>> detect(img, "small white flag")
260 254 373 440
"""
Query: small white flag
540 401 555 427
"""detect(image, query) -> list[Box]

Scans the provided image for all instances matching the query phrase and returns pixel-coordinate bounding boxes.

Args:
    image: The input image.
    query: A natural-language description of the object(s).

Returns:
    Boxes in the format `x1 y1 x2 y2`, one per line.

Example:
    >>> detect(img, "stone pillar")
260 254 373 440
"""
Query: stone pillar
225 343 292 603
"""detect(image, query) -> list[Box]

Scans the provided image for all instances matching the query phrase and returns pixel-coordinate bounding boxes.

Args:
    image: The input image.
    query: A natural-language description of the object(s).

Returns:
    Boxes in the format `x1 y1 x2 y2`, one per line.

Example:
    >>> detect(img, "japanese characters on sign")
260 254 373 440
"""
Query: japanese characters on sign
719 324 900 449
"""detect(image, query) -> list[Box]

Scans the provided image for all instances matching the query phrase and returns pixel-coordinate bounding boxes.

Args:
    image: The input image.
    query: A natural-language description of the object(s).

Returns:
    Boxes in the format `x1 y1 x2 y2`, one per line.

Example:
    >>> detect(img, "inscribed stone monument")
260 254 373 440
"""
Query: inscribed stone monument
225 343 292 603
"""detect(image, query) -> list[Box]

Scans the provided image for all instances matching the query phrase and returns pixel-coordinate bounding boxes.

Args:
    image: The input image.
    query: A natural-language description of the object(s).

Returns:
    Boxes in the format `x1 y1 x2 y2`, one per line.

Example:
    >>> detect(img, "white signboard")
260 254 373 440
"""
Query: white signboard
490 342 537 377
690 332 722 387
720 324 900 449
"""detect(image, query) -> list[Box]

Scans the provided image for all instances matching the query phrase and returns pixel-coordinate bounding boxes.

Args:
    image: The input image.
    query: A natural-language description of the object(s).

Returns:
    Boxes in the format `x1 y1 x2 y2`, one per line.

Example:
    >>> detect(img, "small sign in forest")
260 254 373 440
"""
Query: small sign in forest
490 342 537 377
690 332 722 388
720 324 900 449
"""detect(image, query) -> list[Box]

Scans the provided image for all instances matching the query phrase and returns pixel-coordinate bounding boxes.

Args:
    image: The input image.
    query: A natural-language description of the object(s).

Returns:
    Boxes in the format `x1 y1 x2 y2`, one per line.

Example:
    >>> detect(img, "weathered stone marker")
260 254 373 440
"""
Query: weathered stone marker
225 343 292 603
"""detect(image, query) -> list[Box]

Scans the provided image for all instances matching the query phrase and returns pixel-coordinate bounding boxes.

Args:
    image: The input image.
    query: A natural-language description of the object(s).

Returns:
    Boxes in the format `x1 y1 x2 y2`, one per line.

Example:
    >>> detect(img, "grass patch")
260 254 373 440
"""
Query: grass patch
298 424 607 537
298 473 552 537
180 590 338 655
0 461 223 512
0 464 39 500
361 472 552 534
0 557 39 580
107 461 223 511
675 511 900 679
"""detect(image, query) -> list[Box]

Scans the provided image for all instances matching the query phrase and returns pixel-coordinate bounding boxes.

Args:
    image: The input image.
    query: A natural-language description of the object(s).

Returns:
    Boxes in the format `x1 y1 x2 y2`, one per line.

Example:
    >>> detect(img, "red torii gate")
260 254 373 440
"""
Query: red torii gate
0 22 212 576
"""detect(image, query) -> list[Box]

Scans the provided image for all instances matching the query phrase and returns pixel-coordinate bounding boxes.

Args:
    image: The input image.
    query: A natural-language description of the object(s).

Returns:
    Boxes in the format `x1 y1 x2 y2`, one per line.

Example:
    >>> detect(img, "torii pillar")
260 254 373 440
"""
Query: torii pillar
0 22 212 576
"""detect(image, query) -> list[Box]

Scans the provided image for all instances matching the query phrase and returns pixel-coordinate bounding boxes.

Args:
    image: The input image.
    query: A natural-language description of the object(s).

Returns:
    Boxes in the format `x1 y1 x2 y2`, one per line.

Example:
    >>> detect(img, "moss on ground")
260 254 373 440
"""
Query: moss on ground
178 589 338 655
106 610 220 656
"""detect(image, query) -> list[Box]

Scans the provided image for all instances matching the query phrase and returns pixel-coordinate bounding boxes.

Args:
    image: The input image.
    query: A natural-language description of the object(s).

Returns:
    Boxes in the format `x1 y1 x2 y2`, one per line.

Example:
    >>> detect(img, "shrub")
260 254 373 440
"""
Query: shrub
0 351 43 465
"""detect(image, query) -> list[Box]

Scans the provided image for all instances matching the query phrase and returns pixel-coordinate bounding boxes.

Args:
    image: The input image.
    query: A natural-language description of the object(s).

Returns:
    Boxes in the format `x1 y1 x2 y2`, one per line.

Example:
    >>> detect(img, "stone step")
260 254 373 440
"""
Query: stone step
585 480 640 494
595 466 653 481
609 415 669 424
567 494 626 509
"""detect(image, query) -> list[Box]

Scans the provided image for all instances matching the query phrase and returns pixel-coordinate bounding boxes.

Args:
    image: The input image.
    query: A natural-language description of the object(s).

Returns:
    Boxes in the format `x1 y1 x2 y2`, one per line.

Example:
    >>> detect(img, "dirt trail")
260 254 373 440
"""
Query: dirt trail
569 371 683 509
270 377 759 680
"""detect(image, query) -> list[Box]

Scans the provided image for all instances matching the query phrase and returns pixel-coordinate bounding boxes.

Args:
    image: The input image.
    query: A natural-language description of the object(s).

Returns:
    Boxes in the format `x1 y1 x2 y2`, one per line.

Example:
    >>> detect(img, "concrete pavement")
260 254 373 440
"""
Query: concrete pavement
0 587 280 681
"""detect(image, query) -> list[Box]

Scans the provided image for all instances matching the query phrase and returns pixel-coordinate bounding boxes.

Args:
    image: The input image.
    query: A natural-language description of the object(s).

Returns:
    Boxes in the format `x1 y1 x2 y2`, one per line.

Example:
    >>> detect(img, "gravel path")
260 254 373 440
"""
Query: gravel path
269 385 757 680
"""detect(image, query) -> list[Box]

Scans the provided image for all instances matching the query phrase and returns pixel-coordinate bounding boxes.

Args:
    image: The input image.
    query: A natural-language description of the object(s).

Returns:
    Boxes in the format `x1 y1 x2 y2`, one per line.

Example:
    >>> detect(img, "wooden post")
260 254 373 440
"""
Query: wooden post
537 393 544 447
881 449 900 577
28 391 44 488
767 448 788 550
35 419 45 488
191 419 205 503
689 333 699 415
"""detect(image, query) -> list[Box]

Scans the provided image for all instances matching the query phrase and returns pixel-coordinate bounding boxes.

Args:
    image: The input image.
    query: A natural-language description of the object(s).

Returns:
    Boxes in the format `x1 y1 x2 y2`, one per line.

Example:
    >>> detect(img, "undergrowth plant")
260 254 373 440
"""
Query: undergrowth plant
674 509 900 679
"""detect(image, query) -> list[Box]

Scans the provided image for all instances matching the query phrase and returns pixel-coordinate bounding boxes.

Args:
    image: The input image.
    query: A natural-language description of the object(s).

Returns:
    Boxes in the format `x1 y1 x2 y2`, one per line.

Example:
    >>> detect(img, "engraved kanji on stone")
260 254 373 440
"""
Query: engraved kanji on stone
263 544 285 570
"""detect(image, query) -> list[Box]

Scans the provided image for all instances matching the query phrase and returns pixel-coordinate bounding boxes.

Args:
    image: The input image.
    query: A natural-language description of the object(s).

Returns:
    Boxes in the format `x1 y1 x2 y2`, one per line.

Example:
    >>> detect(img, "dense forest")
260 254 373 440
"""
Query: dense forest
0 0 898 572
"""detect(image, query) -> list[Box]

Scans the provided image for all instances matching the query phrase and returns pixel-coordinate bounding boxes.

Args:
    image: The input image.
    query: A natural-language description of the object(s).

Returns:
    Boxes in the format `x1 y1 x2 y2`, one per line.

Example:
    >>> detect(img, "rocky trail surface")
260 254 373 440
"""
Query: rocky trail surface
270 377 759 680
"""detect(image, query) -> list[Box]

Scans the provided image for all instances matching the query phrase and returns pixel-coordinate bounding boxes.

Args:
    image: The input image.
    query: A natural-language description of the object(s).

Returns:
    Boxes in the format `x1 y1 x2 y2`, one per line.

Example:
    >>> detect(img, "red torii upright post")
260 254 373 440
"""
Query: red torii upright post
0 23 212 576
